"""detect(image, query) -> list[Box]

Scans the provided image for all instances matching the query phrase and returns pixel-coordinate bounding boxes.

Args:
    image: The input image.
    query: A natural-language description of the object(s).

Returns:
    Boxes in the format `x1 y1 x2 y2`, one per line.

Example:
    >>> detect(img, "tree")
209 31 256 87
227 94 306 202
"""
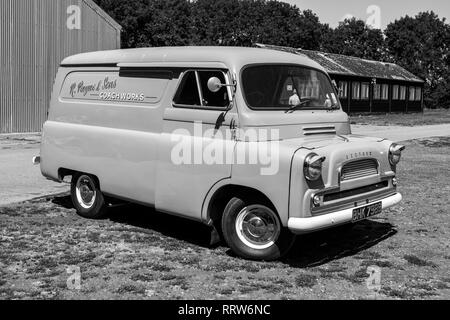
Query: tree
94 0 325 49
321 18 385 60
94 1 450 109
190 0 324 49
385 11 450 108
287 9 327 50
136 0 193 47
94 0 148 48
94 0 193 48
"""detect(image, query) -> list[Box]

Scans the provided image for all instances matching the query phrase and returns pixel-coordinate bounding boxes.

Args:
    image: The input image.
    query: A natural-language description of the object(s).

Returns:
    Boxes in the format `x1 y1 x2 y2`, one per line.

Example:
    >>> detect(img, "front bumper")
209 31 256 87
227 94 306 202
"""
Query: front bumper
288 192 402 235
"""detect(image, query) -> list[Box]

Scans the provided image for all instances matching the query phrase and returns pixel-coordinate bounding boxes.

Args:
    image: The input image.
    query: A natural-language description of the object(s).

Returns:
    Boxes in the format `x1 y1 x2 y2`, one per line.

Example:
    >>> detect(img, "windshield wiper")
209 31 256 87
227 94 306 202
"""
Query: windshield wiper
285 100 311 113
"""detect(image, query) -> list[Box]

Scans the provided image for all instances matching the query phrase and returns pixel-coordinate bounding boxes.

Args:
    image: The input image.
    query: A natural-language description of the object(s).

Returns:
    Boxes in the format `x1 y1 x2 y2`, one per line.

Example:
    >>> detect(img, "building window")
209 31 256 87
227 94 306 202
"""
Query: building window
415 87 422 101
381 84 389 100
338 81 348 98
352 82 361 100
409 87 415 101
400 86 406 100
373 84 381 100
361 82 370 100
392 85 399 100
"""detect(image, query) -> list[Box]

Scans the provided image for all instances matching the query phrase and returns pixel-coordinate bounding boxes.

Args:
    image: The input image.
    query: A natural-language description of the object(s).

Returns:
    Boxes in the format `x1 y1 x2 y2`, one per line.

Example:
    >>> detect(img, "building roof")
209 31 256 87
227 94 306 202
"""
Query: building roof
61 46 325 71
256 43 424 83
83 0 122 31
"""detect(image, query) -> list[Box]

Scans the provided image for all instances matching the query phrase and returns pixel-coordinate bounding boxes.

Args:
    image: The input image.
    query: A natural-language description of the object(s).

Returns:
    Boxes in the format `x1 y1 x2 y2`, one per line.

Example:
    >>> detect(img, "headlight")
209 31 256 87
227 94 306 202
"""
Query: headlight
304 154 326 181
389 144 405 166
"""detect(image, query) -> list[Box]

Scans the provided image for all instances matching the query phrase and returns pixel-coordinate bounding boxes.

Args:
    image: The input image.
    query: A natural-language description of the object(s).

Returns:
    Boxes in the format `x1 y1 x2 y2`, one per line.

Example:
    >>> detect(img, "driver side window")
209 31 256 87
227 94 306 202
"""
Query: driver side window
173 70 230 109
198 71 229 108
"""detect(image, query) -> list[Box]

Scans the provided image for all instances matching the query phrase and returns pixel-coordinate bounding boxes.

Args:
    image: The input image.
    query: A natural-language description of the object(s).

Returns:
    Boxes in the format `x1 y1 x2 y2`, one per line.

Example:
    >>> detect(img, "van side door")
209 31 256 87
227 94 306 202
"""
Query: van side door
156 67 238 221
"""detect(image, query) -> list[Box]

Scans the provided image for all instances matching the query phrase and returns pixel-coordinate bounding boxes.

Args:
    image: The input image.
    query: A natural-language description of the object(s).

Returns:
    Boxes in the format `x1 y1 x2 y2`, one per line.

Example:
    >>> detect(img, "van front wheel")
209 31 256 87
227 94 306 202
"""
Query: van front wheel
221 197 295 261
71 174 107 219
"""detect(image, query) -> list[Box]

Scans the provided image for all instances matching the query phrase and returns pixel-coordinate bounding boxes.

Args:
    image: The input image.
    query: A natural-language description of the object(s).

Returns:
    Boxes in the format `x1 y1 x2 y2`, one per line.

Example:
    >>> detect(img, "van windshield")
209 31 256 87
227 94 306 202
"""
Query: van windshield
241 65 340 110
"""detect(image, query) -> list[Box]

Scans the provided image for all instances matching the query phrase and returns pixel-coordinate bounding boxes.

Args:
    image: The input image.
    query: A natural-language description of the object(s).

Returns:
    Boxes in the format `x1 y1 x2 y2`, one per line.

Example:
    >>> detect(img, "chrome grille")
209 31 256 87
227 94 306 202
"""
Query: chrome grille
341 159 378 181
303 126 336 135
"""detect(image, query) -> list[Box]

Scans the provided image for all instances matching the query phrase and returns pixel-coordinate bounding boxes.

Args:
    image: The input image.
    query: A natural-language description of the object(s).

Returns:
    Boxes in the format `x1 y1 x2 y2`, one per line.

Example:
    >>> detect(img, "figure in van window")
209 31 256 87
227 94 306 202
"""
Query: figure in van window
324 93 332 108
289 89 301 106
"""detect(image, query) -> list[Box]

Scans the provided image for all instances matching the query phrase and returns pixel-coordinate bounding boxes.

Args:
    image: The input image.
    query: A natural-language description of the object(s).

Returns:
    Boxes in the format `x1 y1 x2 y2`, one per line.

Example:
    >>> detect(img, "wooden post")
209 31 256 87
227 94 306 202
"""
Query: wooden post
406 85 409 113
421 84 425 113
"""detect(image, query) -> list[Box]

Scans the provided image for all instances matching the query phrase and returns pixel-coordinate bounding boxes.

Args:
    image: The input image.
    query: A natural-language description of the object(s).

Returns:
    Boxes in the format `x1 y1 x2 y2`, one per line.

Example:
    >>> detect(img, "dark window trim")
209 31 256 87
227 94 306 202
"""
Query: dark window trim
408 86 415 101
373 83 382 100
119 67 186 79
338 81 348 98
415 87 422 102
352 81 361 100
172 69 232 111
381 84 389 101
240 63 341 111
399 85 407 101
60 63 118 68
392 84 400 100
360 82 370 101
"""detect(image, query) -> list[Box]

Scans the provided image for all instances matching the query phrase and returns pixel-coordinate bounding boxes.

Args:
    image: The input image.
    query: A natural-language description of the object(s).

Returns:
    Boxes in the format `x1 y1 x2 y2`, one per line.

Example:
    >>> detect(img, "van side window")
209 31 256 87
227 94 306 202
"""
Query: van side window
173 71 201 106
173 70 230 109
197 71 229 108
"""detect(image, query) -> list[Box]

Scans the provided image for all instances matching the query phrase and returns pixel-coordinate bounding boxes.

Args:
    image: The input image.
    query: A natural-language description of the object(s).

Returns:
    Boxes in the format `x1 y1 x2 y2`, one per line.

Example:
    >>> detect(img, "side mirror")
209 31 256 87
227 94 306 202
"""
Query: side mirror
207 77 223 93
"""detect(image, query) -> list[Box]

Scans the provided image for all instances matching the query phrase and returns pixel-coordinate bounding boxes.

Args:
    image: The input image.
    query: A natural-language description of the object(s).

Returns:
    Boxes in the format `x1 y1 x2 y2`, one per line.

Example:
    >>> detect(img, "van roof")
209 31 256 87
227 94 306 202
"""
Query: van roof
61 46 325 72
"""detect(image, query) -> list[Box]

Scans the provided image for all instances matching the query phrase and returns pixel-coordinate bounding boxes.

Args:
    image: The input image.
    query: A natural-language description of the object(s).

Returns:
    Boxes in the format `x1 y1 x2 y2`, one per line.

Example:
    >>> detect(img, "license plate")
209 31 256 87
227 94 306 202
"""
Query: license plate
352 202 382 222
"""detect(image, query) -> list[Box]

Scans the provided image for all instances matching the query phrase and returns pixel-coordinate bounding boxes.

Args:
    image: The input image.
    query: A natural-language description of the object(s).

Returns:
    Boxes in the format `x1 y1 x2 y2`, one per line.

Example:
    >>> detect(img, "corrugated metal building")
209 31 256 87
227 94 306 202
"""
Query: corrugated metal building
256 44 425 113
0 0 121 133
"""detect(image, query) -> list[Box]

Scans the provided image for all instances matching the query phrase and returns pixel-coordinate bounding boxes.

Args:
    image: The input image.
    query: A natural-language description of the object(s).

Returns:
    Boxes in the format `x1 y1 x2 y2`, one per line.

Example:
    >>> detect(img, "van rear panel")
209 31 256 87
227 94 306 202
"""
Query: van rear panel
41 66 174 206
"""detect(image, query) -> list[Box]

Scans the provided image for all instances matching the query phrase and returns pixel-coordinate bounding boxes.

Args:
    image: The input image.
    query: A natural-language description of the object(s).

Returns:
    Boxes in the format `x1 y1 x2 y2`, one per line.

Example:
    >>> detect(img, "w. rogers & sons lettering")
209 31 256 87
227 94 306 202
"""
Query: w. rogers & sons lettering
100 92 145 102
67 76 145 102
69 76 117 97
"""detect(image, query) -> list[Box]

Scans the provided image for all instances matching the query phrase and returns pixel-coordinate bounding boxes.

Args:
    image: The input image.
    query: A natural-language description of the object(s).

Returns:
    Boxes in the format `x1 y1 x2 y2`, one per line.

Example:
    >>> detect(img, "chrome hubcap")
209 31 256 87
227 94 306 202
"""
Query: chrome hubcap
75 176 96 209
235 205 280 250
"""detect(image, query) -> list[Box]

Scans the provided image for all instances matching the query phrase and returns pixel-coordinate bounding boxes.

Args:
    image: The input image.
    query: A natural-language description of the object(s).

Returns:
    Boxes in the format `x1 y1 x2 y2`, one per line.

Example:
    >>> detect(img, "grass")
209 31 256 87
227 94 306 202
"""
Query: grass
295 274 318 288
350 108 450 126
0 137 449 299
403 255 437 268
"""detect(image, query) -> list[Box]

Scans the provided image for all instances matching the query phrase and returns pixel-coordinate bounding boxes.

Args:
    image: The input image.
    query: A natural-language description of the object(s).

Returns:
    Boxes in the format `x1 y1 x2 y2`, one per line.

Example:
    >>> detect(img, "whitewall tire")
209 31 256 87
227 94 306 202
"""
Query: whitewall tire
71 173 107 219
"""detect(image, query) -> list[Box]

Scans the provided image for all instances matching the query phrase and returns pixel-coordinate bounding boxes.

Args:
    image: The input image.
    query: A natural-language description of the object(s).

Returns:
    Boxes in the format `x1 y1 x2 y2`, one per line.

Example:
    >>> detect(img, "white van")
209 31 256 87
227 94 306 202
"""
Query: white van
37 47 404 261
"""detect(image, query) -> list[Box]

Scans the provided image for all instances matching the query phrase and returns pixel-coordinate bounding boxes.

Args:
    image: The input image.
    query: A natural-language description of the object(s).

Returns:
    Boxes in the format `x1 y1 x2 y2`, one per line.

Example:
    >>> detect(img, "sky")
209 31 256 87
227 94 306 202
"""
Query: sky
285 0 450 29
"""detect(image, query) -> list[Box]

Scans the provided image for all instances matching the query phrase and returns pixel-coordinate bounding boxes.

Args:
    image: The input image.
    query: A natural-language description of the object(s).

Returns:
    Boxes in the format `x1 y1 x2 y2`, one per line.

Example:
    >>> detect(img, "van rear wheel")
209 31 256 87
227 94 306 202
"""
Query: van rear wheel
221 197 295 261
71 174 107 219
